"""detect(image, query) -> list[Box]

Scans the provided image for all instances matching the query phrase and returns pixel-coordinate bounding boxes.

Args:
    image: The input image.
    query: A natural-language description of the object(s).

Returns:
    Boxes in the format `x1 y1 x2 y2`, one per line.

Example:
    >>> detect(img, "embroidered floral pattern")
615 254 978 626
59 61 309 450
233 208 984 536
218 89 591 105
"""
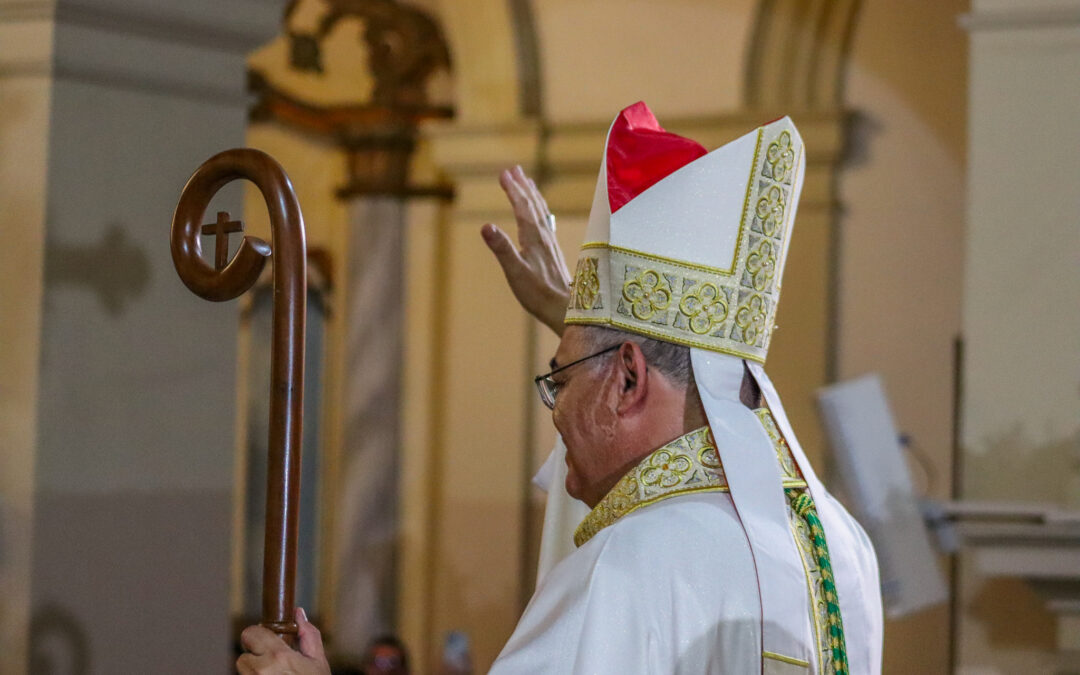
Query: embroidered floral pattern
735 293 768 346
622 268 671 320
765 130 795 183
575 416 811 547
570 256 602 310
640 449 692 488
574 427 731 547
755 185 786 238
678 282 729 335
745 238 777 292
699 446 722 471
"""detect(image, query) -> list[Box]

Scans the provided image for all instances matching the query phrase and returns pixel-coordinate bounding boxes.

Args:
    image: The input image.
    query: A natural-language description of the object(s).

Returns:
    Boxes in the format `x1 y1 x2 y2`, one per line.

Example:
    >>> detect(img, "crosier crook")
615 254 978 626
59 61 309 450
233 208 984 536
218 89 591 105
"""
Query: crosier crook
171 148 307 645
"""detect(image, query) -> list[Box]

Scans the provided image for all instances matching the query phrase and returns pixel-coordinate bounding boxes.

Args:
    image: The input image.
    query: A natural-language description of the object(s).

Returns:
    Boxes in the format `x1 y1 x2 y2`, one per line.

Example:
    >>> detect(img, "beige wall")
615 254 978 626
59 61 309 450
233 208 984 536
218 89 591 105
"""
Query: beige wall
839 1 969 672
959 1 1080 671
537 0 755 121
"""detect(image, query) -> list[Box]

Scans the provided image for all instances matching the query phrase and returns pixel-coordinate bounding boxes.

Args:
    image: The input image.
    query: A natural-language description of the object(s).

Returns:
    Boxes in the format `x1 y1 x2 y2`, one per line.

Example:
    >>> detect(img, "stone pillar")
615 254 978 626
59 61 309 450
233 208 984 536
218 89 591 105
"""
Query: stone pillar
331 196 405 658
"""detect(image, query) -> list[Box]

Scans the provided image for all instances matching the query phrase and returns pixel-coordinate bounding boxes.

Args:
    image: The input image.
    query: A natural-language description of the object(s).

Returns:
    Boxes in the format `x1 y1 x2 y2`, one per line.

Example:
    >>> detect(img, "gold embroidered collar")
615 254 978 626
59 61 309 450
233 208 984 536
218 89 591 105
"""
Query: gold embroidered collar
573 411 807 547
574 427 726 547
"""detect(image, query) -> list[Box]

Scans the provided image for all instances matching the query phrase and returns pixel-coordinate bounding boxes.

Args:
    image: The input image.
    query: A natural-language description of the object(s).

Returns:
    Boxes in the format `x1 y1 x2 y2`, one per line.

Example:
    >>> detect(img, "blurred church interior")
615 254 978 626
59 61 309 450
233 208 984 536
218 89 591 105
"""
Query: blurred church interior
1 0 1078 672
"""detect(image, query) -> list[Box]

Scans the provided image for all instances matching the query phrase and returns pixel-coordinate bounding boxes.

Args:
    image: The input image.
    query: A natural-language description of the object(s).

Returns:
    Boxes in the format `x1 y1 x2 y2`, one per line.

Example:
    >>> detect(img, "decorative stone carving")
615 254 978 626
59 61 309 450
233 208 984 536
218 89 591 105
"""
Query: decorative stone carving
250 0 454 198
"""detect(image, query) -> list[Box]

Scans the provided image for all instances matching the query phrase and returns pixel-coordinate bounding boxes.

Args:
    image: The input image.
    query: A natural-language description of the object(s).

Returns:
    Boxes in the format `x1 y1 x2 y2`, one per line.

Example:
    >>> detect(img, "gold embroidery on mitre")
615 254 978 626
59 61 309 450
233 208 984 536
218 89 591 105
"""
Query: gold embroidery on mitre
755 185 787 239
564 122 803 363
678 281 730 335
744 236 778 292
764 130 796 183
569 256 602 310
621 267 673 321
573 425 808 547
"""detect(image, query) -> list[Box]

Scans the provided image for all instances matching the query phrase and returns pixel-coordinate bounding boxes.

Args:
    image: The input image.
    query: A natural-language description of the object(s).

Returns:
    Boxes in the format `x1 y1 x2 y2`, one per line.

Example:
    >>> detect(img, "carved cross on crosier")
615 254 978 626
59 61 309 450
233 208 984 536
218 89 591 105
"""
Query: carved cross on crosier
201 210 244 270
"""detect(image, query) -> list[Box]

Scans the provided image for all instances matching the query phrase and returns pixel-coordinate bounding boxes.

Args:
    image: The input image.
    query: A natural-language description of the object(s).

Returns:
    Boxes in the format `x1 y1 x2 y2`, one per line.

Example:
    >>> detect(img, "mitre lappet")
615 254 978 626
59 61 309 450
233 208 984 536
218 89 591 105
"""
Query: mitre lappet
563 101 844 670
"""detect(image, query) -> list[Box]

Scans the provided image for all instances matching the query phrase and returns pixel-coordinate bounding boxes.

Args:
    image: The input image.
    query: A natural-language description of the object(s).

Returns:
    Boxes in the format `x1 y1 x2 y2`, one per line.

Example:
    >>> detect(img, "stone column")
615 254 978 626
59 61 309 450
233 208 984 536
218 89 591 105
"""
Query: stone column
331 196 405 658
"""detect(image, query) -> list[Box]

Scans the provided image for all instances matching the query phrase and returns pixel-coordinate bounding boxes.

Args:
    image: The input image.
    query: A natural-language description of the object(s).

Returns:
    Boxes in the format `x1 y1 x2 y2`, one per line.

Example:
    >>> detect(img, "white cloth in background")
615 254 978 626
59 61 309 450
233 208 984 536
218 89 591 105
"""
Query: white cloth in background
531 437 589 585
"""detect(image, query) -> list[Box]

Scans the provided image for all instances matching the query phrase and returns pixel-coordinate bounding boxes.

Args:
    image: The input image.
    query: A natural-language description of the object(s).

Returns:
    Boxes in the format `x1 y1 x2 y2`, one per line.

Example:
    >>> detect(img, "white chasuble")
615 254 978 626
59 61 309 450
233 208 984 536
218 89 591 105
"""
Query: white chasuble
492 424 882 674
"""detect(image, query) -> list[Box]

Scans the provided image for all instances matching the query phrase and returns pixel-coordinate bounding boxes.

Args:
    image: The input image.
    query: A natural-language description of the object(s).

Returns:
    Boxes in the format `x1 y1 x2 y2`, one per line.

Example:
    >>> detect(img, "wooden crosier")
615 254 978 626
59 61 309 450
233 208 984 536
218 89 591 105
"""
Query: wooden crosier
172 149 307 643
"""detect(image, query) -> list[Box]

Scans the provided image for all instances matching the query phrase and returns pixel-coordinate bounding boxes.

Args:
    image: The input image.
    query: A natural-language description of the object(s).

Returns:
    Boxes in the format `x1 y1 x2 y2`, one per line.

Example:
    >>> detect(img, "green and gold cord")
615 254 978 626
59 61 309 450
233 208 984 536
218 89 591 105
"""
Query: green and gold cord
786 489 850 675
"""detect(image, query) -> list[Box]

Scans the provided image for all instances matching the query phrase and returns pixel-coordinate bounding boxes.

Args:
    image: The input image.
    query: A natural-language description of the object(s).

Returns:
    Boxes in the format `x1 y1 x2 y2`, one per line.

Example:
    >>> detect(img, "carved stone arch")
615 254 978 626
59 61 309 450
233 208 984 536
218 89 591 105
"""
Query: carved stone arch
745 0 863 109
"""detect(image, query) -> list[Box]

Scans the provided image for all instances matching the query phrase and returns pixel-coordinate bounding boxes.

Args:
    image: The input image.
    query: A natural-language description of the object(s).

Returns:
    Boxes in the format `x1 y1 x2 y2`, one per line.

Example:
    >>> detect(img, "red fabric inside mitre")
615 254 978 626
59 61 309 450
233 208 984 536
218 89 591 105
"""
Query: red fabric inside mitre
606 101 708 213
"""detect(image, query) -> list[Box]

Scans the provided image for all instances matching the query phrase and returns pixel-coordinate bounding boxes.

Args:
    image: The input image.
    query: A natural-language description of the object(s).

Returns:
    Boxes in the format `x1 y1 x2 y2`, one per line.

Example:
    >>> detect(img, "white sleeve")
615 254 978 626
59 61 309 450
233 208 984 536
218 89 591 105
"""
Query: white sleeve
491 533 667 674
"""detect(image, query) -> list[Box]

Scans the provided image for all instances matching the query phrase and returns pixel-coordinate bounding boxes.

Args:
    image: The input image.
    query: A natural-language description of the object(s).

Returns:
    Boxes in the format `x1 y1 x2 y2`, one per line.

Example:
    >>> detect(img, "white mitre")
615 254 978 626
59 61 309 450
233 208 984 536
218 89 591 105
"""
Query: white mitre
560 102 835 671
566 101 799 359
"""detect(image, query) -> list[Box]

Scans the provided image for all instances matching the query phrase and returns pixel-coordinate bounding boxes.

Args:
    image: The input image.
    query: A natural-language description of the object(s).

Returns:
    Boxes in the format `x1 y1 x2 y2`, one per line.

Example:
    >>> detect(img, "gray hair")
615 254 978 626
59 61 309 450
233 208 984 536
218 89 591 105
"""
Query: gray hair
578 325 692 388
577 325 761 409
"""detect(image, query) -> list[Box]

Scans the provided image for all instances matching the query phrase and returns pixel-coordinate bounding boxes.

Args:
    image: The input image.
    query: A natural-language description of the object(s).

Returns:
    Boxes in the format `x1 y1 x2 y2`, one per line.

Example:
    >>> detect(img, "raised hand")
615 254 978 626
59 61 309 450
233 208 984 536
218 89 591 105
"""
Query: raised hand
237 608 330 675
481 166 573 336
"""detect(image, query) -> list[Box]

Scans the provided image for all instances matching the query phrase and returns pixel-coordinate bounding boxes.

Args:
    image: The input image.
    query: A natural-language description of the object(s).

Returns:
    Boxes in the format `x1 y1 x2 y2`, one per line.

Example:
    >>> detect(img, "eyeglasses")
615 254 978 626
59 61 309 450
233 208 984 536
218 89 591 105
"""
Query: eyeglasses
533 344 620 410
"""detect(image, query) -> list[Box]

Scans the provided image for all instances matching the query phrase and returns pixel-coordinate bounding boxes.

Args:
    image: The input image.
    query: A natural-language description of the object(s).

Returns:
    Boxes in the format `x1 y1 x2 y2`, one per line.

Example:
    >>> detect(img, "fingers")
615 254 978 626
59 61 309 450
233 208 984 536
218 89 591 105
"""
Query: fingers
499 168 532 218
295 607 327 663
499 165 554 234
500 167 547 246
236 617 330 675
237 625 289 675
240 625 283 656
516 171 570 283
481 224 527 279
236 653 259 675
525 175 552 226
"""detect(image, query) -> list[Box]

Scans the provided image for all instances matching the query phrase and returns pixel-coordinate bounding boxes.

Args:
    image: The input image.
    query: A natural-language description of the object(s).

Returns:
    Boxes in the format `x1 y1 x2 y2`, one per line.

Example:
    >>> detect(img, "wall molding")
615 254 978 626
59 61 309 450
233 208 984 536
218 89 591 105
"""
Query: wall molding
55 2 268 55
0 1 53 22
0 0 280 52
0 16 52 74
960 7 1080 31
52 62 248 106
0 0 281 102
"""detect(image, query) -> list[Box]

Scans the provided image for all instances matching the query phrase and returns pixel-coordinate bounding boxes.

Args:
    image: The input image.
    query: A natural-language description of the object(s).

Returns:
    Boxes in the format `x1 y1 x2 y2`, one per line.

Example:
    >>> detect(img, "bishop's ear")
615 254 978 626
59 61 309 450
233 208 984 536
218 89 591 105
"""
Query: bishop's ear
615 341 650 411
